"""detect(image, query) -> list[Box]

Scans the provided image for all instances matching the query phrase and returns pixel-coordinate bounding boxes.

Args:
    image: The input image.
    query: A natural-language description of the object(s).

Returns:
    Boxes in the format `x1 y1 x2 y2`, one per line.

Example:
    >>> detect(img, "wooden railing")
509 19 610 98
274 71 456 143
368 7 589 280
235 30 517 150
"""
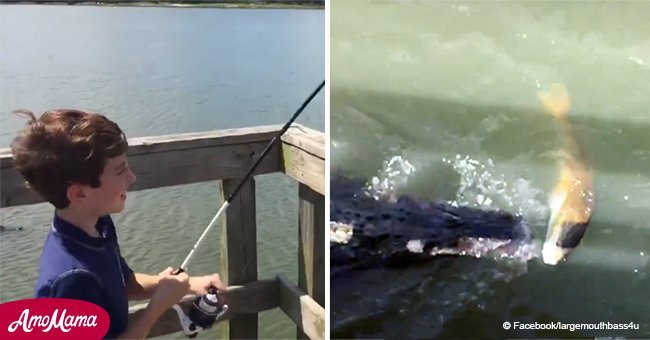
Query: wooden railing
0 123 325 340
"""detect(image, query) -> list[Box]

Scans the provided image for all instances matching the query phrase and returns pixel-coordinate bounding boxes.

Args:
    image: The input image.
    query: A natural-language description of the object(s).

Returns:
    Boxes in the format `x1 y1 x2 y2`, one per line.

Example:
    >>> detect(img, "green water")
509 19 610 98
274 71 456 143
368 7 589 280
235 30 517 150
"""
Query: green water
0 5 323 339
331 0 650 338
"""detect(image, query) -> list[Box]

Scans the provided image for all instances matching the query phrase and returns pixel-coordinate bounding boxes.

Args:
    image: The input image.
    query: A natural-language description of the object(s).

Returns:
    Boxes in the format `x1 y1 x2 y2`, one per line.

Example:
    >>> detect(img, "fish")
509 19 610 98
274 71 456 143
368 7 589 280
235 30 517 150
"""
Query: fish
538 84 595 265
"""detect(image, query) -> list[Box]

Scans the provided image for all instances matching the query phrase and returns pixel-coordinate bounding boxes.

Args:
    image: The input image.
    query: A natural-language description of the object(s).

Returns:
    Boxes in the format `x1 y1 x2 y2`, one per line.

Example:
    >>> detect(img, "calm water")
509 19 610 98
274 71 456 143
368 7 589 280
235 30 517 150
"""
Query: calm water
331 0 649 338
0 5 323 339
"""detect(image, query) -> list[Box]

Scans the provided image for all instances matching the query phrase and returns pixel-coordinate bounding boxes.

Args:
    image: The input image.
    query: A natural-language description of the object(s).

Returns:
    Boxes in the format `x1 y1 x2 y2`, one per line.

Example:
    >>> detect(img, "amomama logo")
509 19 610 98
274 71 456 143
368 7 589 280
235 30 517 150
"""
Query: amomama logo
0 298 109 339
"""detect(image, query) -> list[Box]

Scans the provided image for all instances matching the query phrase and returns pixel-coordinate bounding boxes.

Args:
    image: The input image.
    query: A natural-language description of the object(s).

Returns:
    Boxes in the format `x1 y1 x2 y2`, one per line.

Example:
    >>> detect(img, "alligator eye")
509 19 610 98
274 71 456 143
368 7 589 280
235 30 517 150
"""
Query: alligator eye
365 216 375 222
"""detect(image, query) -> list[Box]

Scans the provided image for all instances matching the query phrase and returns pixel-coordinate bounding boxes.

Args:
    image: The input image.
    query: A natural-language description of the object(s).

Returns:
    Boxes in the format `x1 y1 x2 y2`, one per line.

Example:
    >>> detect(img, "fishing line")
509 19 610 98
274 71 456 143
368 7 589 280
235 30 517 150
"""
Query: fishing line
174 80 325 275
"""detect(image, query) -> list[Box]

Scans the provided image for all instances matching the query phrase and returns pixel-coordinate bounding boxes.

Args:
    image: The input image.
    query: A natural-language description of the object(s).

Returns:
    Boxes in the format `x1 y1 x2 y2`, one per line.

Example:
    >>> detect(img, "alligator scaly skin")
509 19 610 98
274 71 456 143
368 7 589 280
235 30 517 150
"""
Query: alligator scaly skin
330 174 527 274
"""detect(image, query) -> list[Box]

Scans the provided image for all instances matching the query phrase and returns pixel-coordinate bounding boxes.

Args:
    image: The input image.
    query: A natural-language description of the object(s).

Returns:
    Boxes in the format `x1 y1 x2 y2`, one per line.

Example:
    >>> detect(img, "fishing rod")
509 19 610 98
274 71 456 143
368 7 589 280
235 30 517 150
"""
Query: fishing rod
174 79 324 275
171 80 324 338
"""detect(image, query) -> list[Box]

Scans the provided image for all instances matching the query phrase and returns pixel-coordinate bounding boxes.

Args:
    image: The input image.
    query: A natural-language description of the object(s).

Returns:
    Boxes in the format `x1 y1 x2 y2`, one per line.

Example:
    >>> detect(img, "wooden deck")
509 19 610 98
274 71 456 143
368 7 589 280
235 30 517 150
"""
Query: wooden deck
0 123 325 339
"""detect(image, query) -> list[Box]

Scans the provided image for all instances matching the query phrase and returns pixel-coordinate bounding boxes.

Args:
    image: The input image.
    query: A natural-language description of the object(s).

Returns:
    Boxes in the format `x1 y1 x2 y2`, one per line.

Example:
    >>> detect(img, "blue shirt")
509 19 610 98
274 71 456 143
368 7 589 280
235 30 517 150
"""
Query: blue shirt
35 214 134 339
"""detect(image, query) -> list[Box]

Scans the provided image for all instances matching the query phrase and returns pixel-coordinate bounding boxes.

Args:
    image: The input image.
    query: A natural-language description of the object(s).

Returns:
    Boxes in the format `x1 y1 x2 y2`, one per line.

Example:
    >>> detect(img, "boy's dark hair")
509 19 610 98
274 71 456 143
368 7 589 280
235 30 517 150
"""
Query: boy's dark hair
10 109 128 209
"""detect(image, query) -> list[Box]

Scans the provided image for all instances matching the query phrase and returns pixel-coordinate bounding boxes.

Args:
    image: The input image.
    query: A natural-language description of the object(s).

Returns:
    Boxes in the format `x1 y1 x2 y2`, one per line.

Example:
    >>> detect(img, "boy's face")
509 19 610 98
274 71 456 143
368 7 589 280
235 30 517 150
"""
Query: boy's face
79 153 136 216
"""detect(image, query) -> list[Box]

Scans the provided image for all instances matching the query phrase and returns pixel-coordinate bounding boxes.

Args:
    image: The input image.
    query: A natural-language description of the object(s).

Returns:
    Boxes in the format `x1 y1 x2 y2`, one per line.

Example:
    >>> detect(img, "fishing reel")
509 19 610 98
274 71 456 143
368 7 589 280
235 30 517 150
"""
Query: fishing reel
172 287 228 338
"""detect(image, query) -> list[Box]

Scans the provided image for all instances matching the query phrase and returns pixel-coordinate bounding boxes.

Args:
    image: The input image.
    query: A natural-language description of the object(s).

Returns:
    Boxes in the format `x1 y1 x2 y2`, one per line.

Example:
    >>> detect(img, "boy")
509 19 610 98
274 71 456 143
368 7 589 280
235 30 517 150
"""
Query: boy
10 109 226 339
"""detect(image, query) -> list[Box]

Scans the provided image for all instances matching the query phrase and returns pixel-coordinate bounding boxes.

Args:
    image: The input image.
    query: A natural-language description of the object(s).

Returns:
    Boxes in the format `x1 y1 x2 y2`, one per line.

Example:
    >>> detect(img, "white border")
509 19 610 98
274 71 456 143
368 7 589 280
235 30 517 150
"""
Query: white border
324 0 331 339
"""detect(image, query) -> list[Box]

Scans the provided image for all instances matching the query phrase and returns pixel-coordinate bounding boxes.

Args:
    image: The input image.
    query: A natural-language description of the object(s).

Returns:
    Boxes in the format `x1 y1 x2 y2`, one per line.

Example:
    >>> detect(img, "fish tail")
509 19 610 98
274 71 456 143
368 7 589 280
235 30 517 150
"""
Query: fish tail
538 83 571 120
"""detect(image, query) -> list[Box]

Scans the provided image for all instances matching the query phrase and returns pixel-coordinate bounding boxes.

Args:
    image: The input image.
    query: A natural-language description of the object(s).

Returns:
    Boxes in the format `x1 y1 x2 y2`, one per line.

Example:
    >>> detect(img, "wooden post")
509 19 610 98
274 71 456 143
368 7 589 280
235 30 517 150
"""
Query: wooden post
296 183 325 339
277 275 325 340
220 177 258 339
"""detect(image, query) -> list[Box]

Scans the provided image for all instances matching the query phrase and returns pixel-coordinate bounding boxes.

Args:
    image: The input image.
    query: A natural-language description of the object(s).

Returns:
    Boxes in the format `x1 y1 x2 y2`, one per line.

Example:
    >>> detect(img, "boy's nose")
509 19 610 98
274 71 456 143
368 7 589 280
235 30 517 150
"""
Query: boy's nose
127 167 136 185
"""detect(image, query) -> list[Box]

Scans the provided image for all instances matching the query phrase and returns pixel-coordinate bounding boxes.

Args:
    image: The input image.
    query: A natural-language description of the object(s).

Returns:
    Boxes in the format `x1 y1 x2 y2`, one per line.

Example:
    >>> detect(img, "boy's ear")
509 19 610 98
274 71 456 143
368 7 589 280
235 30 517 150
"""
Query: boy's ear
66 183 88 203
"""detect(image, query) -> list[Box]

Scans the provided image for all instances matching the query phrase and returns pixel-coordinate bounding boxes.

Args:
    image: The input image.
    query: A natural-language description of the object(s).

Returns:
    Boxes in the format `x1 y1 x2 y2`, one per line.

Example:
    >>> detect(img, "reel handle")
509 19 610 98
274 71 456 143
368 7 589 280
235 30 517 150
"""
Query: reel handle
172 268 222 299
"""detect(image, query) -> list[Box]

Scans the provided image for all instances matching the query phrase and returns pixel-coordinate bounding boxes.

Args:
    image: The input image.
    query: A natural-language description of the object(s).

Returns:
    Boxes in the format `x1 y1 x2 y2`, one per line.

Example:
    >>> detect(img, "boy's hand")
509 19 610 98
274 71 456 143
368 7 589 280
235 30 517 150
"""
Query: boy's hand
188 273 227 296
148 267 190 312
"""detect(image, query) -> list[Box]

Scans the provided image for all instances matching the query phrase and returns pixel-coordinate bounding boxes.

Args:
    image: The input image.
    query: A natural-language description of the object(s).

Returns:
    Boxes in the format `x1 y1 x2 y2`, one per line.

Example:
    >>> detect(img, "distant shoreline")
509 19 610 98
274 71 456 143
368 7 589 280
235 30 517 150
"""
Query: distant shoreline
0 1 324 9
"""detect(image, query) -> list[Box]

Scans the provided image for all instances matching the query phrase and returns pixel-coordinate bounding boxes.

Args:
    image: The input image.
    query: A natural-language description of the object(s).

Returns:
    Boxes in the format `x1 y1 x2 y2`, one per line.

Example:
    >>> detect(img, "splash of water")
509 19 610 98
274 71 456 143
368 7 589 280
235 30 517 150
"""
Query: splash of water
362 153 546 263
364 155 417 200
442 154 549 226
441 154 546 262
365 153 549 226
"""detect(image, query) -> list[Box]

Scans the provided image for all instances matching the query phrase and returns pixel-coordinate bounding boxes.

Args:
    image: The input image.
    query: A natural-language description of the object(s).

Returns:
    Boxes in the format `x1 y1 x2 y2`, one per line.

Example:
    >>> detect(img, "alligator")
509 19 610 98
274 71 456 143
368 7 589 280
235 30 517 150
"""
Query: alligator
0 225 24 232
330 174 530 275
